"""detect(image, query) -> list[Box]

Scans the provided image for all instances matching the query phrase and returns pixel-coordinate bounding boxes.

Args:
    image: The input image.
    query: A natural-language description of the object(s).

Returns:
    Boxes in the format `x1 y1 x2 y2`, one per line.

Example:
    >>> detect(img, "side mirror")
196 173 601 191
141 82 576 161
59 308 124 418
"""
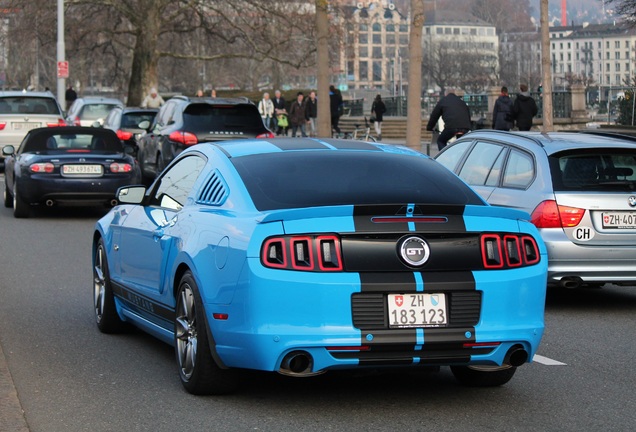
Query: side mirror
117 186 146 204
2 145 15 156
138 120 150 130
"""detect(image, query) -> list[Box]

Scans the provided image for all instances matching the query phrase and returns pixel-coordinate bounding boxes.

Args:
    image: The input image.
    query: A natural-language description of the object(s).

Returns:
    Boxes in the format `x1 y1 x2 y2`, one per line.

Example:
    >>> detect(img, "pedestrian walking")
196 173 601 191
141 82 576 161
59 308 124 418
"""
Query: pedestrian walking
492 86 514 131
258 92 275 129
513 84 539 131
272 90 287 136
371 94 386 141
306 91 318 137
426 88 472 151
289 92 308 137
329 85 343 135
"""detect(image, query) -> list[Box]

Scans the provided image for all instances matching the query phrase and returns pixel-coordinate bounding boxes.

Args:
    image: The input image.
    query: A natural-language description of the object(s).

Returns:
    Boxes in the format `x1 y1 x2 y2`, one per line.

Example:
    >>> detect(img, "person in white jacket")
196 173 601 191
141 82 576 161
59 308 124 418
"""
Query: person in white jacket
258 92 275 130
141 87 164 108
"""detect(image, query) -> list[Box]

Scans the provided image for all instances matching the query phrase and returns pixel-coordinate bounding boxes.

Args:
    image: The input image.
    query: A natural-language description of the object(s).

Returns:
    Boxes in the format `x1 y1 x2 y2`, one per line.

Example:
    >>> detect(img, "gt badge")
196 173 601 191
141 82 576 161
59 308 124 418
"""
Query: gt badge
399 236 430 267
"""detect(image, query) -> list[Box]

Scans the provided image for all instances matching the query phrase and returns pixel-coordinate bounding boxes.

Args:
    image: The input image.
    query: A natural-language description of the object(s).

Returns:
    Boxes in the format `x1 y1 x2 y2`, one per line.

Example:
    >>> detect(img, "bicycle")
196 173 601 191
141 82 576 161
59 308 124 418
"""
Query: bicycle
344 117 376 142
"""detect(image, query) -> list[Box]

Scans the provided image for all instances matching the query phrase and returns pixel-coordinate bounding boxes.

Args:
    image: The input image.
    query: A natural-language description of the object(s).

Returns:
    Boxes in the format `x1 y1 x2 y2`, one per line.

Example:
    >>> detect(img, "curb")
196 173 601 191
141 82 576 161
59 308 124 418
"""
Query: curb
0 341 29 432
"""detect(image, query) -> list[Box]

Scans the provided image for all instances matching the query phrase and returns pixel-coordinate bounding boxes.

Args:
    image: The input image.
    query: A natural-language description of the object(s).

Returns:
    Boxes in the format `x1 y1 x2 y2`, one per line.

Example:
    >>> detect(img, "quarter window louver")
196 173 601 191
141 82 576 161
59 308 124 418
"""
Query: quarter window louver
196 170 229 206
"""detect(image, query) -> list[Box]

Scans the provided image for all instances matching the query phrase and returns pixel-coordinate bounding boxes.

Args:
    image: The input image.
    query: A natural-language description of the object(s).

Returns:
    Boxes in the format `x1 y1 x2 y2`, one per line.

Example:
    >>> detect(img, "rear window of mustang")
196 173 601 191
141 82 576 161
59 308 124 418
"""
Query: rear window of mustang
232 152 485 211
21 132 124 154
550 148 636 192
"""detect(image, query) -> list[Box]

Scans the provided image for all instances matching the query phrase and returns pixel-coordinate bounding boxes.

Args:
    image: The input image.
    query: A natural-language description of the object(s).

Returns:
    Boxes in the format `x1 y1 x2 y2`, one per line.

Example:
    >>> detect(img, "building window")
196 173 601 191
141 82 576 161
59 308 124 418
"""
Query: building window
373 34 381 44
445 27 452 34
454 27 460 35
386 34 395 45
567 53 571 61
627 62 630 72
487 28 494 36
606 52 610 60
615 40 620 48
598 41 601 48
616 52 621 59
386 24 395 32
359 61 368 80
372 47 382 58
359 24 368 32
436 27 443 35
372 61 382 81
359 34 368 44
470 28 477 35
400 24 408 32
568 42 571 48
372 23 381 32
616 74 621 83
560 42 563 49
606 41 610 49
616 62 621 72
606 63 610 72
576 42 579 49
399 35 408 44
359 46 368 57
626 51 630 59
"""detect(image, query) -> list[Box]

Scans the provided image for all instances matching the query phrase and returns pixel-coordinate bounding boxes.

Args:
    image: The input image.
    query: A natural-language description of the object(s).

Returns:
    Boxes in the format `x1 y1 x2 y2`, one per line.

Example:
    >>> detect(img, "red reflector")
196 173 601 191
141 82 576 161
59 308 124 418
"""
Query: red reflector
169 131 198 145
47 119 66 127
0 122 5 130
463 342 501 348
326 346 370 351
371 216 447 223
73 118 81 126
116 130 133 140
212 313 228 320
256 132 275 139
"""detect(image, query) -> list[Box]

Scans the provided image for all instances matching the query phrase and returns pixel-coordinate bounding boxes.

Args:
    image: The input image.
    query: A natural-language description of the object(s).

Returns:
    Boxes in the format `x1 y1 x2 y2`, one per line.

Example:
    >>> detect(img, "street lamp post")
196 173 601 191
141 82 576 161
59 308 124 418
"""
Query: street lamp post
57 0 65 110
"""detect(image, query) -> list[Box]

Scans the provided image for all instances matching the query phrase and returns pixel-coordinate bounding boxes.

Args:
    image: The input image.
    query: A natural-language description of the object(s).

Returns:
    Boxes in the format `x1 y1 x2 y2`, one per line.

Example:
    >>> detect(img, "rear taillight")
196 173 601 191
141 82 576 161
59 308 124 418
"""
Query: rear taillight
530 200 585 228
29 162 55 173
109 162 132 173
169 131 198 145
47 119 66 127
256 132 275 139
116 130 133 140
0 122 5 130
262 235 343 271
73 118 81 126
481 233 540 269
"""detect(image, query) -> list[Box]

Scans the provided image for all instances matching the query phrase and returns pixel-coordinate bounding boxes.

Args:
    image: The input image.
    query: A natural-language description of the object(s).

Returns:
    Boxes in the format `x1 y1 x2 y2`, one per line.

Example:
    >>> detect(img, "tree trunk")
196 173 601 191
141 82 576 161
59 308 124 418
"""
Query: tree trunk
316 0 331 138
406 0 425 148
540 0 553 131
126 8 160 107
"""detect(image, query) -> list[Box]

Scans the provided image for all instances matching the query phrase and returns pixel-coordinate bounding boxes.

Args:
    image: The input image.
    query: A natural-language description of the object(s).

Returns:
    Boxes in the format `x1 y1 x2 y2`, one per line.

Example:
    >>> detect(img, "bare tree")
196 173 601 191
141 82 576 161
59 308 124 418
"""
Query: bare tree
315 0 330 138
540 0 553 131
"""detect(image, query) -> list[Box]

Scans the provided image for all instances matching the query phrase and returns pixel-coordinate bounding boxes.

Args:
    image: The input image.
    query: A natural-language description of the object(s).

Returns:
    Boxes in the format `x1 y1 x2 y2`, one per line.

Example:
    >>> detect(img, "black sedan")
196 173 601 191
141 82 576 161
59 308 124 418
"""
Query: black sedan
2 126 141 218
101 106 158 158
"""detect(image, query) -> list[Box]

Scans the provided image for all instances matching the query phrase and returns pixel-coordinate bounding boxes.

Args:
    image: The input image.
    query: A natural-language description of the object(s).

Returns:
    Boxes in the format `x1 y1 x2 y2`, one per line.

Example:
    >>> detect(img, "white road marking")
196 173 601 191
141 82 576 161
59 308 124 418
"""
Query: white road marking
533 354 567 366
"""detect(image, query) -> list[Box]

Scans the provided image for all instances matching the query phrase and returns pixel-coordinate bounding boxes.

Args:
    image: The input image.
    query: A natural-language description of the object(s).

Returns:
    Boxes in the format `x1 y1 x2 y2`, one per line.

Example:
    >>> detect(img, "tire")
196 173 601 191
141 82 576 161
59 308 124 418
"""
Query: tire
175 271 239 395
12 184 30 218
93 238 127 333
4 182 12 208
450 365 516 387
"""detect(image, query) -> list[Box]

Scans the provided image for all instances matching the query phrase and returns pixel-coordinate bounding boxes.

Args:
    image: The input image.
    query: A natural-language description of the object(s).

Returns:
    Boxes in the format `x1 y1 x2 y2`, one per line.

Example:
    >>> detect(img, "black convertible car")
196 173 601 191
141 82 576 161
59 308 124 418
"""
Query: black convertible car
2 126 141 218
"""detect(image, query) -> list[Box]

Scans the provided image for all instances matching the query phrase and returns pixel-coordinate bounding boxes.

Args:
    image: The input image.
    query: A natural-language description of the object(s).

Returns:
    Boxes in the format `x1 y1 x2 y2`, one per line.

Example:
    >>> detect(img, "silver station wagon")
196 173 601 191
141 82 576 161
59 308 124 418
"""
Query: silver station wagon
435 130 636 289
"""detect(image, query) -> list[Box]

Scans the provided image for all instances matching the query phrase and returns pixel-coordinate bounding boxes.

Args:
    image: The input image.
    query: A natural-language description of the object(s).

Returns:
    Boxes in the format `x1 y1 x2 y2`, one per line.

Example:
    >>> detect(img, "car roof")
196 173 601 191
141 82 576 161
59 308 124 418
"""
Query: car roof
204 137 425 159
0 91 57 98
174 96 254 105
460 130 636 155
25 126 119 139
119 107 159 113
74 97 124 105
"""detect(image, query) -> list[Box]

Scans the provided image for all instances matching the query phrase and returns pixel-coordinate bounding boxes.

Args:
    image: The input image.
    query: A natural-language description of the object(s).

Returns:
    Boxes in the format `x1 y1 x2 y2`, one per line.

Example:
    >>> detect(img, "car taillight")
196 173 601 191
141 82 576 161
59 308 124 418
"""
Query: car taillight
47 119 66 127
0 122 7 130
256 132 275 139
73 118 81 126
116 130 133 140
110 163 132 173
29 162 55 173
261 235 343 271
530 200 586 228
480 233 540 269
169 131 198 145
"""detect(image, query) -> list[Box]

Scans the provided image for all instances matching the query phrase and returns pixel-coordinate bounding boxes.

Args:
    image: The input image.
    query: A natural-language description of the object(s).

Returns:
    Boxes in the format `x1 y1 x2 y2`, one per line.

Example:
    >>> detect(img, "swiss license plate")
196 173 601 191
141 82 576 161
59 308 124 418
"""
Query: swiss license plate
62 164 103 175
387 293 447 328
602 212 636 229
12 122 41 131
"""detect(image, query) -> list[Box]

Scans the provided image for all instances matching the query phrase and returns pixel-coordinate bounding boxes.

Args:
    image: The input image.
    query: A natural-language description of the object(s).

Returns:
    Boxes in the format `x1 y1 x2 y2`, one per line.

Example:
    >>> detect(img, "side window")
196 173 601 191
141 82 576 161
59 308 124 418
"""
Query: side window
156 102 176 128
485 150 507 186
502 149 534 189
150 155 207 210
435 140 472 172
457 142 505 186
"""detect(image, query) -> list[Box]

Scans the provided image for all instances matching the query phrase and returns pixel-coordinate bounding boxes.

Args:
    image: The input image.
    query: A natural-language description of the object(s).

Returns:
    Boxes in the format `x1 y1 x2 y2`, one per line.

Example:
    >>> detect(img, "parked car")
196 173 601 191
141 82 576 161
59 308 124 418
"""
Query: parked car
0 91 65 163
3 126 141 218
65 97 124 127
435 130 636 289
137 96 274 181
102 106 158 157
93 137 547 395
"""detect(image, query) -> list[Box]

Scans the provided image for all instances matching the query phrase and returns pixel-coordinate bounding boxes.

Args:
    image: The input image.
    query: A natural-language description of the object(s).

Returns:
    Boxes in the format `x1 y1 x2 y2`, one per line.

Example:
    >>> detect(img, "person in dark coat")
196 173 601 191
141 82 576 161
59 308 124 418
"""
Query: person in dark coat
65 85 77 110
272 90 287 136
289 92 308 137
492 86 514 131
426 88 472 151
329 85 343 134
371 94 386 140
513 84 539 131
305 91 318 137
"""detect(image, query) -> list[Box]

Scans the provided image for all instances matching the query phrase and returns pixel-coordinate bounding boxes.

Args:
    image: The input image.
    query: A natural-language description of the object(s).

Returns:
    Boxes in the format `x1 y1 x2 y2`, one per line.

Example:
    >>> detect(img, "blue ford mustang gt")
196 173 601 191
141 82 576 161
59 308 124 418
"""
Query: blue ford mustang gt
92 138 548 394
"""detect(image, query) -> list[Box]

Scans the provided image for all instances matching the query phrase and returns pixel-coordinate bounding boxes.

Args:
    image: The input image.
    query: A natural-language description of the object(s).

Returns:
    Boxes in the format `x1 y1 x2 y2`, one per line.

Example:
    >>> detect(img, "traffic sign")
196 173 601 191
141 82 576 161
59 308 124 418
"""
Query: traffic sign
57 61 69 79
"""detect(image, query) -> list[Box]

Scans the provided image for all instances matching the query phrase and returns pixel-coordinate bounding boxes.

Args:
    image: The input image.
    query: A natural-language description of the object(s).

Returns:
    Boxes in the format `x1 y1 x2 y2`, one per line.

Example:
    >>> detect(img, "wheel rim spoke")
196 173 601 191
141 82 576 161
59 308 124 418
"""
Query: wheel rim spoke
93 247 105 317
176 284 197 380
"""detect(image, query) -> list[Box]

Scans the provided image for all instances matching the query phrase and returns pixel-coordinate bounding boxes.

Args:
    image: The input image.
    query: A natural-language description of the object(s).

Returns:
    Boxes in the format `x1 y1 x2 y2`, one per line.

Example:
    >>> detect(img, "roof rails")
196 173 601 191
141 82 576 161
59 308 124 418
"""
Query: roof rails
579 130 636 143
465 129 546 148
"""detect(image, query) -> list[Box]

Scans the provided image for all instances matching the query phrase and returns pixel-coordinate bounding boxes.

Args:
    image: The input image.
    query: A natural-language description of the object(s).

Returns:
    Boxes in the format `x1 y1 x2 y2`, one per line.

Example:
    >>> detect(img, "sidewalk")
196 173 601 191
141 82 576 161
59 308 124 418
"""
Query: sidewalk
0 339 29 431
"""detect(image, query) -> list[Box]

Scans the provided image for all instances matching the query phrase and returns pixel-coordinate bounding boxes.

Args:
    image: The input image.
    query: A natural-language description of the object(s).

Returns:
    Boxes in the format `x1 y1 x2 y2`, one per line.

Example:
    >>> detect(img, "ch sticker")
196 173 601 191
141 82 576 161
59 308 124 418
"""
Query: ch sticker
573 226 594 241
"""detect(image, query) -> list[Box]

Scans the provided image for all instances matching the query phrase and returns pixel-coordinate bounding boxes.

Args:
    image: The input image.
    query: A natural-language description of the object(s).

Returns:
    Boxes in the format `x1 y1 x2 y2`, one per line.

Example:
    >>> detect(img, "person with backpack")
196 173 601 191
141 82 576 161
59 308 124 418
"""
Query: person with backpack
492 86 514 131
513 84 539 131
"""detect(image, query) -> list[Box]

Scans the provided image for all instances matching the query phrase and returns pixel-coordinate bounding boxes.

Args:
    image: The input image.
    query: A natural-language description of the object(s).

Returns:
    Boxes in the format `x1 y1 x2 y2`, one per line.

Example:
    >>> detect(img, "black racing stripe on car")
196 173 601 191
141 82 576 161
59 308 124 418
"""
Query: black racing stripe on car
111 281 175 323
352 204 468 233
422 327 476 345
353 204 409 232
268 138 330 151
359 272 416 293
421 271 476 292
359 329 417 346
